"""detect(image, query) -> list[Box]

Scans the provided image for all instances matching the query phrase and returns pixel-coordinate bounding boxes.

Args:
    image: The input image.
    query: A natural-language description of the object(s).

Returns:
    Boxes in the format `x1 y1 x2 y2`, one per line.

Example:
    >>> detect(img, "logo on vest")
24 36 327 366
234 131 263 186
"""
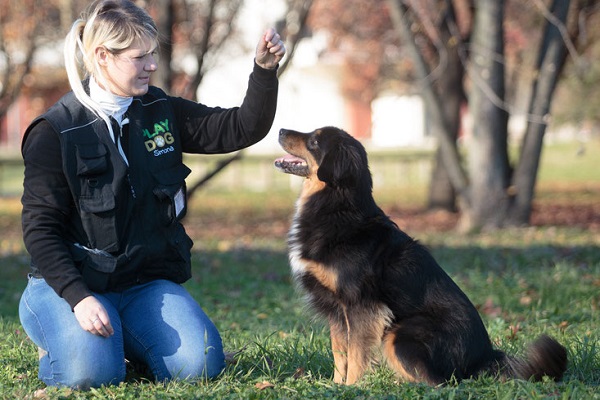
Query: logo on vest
143 119 175 156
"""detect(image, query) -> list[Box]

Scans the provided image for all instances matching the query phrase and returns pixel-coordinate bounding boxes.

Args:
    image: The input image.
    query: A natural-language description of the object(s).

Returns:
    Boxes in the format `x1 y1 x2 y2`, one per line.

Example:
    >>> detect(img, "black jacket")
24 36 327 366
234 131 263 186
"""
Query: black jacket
21 62 279 309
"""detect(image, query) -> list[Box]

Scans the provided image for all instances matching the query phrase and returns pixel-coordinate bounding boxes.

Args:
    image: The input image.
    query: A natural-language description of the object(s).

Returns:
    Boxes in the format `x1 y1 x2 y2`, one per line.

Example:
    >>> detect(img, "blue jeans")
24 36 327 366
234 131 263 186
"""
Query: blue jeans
19 276 225 389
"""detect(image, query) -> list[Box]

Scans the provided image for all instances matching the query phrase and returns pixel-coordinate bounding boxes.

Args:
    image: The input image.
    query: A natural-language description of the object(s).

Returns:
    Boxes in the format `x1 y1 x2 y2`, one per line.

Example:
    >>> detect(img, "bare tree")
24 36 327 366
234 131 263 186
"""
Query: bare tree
509 0 577 225
0 0 43 118
386 0 469 206
147 0 243 100
277 0 315 77
386 0 592 231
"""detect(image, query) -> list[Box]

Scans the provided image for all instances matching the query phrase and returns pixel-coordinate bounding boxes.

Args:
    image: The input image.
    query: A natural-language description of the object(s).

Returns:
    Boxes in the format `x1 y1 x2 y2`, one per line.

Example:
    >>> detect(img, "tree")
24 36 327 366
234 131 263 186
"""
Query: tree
386 0 469 211
463 0 512 229
509 0 574 225
0 0 45 118
146 0 243 100
390 0 587 231
552 2 600 128
311 0 594 231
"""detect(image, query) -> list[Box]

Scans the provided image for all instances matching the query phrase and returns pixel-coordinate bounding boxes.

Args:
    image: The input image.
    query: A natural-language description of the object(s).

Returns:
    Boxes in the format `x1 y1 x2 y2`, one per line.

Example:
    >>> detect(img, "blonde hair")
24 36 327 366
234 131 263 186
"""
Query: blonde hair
64 0 158 118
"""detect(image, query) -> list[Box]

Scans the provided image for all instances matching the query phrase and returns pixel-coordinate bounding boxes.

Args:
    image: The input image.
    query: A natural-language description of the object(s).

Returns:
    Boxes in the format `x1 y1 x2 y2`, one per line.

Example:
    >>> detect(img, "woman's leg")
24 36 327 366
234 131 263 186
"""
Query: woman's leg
119 279 225 381
18 276 126 389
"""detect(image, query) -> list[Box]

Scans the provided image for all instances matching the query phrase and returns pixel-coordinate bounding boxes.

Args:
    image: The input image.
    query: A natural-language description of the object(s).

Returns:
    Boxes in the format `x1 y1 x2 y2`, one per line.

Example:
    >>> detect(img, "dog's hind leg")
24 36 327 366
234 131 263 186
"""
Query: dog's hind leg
329 318 348 384
382 330 446 385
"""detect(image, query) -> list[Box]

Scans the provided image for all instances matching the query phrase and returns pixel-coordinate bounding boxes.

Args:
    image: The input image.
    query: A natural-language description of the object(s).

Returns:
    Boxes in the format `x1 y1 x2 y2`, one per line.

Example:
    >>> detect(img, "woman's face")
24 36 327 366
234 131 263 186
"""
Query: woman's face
96 37 158 97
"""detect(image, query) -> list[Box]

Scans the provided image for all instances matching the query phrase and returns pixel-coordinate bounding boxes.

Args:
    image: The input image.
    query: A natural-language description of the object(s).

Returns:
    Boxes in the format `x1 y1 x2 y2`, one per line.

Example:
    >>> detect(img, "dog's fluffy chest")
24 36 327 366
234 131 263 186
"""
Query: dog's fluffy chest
287 218 309 277
287 211 353 296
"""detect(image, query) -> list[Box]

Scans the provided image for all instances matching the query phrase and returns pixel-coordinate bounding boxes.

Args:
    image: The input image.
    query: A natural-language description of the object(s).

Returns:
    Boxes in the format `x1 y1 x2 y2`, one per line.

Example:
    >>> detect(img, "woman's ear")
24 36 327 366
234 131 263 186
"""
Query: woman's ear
96 46 109 66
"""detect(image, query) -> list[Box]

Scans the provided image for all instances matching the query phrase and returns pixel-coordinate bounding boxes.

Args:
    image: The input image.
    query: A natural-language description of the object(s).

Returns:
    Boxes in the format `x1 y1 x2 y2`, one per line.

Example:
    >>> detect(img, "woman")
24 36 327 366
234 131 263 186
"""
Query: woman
18 0 285 390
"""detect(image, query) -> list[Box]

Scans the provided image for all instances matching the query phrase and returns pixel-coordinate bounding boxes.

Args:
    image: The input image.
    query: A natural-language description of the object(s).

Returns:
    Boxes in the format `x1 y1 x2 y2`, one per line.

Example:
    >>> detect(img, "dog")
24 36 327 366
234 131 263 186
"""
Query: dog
274 126 567 385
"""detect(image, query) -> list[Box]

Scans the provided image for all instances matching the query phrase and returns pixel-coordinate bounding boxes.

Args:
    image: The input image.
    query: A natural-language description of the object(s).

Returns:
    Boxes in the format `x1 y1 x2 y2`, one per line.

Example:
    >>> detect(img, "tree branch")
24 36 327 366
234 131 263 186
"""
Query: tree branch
186 152 244 201
386 0 469 200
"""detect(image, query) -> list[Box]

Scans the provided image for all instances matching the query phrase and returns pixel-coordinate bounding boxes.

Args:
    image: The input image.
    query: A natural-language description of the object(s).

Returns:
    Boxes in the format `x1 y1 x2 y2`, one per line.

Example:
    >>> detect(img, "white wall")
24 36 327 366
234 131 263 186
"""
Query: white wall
371 94 431 148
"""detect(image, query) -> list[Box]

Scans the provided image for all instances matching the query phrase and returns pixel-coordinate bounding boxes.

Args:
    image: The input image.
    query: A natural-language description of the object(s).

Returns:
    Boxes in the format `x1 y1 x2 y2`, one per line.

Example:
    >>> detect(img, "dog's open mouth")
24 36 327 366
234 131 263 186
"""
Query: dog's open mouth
274 154 309 177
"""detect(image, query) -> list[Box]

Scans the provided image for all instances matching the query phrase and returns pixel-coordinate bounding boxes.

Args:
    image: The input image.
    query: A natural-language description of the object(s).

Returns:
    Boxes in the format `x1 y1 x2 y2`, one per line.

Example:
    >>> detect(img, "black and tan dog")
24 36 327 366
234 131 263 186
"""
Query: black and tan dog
274 126 567 385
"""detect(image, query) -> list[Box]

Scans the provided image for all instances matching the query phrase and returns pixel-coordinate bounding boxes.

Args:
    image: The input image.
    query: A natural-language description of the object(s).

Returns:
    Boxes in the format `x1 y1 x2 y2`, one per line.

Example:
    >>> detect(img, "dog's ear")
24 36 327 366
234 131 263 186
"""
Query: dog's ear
317 142 362 187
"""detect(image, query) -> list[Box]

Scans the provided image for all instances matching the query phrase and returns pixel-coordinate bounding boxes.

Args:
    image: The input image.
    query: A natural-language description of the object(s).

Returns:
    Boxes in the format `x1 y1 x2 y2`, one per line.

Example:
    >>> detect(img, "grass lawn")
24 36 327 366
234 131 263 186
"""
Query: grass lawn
0 139 598 399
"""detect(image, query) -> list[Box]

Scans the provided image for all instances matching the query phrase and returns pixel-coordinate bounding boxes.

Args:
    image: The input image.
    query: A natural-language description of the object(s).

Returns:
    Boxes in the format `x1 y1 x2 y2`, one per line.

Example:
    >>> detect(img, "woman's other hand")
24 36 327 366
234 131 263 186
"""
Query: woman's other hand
74 295 114 337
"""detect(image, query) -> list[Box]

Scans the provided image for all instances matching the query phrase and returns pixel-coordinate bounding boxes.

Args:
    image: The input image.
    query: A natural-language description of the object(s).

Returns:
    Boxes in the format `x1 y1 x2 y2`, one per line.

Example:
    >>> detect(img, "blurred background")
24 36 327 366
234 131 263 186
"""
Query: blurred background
1 0 599 233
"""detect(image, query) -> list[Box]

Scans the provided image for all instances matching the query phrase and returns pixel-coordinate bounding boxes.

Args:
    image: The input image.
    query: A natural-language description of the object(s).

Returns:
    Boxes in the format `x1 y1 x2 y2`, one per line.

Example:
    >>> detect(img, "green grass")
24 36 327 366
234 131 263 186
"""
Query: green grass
1 203 599 398
0 138 598 398
537 139 600 183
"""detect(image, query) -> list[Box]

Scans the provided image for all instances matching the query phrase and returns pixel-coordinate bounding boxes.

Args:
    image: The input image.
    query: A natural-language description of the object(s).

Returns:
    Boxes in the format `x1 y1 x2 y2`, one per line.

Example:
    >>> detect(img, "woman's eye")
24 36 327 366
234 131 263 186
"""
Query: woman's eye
135 51 156 60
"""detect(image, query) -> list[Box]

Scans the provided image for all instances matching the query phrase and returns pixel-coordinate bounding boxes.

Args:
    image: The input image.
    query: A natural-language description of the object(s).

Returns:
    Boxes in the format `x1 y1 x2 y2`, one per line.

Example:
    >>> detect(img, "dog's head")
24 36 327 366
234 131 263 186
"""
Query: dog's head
274 126 371 190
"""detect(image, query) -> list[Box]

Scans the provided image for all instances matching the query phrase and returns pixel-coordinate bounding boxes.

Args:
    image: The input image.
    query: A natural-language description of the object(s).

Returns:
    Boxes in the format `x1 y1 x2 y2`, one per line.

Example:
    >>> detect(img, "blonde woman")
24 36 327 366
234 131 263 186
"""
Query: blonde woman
18 0 285 390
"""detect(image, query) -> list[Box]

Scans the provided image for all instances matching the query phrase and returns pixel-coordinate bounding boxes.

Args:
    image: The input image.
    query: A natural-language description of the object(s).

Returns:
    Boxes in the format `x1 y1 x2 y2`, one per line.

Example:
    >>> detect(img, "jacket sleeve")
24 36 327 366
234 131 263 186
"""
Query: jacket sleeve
172 61 279 154
21 120 93 309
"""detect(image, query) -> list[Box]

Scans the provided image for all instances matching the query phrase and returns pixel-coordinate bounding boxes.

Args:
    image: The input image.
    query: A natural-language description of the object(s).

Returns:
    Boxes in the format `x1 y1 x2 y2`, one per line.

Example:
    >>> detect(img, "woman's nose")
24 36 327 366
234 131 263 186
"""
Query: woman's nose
145 54 158 71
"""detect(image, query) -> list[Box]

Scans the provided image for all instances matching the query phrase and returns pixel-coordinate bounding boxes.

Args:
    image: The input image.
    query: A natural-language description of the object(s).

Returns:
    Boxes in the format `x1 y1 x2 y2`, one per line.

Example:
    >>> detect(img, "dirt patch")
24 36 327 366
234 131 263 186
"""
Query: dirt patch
530 202 600 231
3 197 598 245
185 201 599 241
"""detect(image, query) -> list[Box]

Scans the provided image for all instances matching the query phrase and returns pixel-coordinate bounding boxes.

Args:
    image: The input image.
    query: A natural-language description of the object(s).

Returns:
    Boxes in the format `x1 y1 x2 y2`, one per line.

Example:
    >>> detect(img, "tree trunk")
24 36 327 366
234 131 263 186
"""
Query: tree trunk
387 0 469 204
152 0 174 93
461 0 511 231
508 0 571 226
427 3 465 212
428 148 458 211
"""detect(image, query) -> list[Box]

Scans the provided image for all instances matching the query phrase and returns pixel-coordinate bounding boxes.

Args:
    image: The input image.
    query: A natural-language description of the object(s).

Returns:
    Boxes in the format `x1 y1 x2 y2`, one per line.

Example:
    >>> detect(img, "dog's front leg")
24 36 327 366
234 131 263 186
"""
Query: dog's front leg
345 313 375 385
345 338 370 384
329 318 348 384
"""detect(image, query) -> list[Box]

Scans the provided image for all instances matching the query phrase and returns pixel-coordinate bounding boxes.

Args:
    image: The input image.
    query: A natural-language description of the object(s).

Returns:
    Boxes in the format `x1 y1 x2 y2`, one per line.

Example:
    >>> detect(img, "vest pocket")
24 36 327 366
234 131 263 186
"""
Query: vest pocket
76 143 108 175
152 164 191 226
71 243 118 292
79 193 119 252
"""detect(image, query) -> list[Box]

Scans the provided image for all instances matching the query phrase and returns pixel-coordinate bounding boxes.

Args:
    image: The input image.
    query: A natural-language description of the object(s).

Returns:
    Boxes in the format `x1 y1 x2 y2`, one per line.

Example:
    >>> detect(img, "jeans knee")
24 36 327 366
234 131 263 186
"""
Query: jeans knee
41 356 126 390
204 346 226 379
159 343 225 381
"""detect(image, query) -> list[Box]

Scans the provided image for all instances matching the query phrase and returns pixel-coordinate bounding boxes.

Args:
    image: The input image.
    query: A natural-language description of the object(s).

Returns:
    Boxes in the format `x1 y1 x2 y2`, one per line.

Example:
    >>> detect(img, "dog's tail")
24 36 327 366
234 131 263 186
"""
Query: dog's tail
495 335 567 382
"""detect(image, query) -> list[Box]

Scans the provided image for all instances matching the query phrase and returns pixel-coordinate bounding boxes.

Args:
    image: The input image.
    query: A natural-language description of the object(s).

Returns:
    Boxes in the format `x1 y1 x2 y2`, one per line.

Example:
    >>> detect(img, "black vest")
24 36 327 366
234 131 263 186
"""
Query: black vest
25 87 194 291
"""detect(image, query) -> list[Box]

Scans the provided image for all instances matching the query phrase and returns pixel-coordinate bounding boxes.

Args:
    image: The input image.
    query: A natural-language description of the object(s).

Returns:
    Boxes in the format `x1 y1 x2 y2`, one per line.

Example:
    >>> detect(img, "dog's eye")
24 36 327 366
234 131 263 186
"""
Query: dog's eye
309 138 318 149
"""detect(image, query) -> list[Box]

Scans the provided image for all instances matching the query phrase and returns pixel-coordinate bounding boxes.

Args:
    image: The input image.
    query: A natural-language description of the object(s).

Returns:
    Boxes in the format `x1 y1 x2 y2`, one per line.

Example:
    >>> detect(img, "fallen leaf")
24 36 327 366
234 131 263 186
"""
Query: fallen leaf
519 295 532 306
507 324 520 340
478 298 502 318
559 321 569 331
255 381 275 390
293 367 306 379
